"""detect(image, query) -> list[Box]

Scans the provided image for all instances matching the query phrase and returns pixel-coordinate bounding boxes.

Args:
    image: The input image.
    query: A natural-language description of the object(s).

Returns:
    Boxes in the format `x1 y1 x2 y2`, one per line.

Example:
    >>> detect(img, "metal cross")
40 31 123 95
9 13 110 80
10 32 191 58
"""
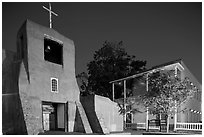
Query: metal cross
43 3 58 28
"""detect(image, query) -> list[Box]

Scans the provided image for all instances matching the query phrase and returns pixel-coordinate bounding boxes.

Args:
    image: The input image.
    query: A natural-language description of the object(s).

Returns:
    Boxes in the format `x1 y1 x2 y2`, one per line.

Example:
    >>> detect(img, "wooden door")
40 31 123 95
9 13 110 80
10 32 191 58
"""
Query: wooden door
43 113 50 131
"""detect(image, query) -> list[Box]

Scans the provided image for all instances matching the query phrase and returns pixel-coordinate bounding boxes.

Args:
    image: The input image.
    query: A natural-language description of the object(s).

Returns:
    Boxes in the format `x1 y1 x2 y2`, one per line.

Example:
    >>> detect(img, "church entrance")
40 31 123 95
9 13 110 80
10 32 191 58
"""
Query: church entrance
42 102 65 131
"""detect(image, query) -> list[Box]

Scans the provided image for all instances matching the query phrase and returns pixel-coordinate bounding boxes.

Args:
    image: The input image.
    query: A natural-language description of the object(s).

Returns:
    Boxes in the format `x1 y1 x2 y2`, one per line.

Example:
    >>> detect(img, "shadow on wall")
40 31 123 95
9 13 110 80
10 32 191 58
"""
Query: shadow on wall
2 22 31 134
2 94 27 134
80 95 104 134
2 50 28 134
73 105 86 133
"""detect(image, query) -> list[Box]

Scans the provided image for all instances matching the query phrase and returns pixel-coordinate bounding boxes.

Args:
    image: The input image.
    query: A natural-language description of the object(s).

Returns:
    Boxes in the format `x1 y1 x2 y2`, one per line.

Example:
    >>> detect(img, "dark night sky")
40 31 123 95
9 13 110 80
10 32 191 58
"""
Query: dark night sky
2 2 202 83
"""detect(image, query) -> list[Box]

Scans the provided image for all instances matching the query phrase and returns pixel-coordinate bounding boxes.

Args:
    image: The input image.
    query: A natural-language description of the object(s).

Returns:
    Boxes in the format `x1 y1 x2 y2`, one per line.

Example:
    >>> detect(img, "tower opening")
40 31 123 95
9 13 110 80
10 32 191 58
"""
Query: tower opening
44 38 63 65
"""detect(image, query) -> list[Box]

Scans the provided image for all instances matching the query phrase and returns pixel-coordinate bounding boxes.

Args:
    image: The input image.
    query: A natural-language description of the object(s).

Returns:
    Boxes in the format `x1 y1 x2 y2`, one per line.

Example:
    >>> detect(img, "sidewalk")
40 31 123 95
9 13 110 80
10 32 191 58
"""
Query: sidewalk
38 131 101 135
143 131 202 135
109 129 144 135
38 129 202 135
114 129 202 135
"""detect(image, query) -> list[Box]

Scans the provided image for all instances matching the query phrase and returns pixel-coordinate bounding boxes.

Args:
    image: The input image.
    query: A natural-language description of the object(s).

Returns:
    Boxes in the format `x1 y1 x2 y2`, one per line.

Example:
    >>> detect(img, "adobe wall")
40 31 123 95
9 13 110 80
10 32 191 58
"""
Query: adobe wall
80 95 103 133
2 20 80 134
94 95 123 132
80 95 123 133
19 20 79 103
18 20 80 134
2 50 28 134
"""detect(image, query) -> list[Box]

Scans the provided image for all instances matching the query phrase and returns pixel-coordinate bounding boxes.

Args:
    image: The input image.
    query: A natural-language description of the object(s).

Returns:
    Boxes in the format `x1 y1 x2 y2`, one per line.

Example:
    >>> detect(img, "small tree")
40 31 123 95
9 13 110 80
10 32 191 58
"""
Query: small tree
141 70 197 132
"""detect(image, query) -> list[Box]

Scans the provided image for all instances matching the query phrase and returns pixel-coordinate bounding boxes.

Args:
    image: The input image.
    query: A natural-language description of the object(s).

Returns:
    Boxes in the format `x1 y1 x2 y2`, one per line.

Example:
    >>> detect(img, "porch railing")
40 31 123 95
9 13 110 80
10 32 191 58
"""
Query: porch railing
126 123 137 129
126 122 202 131
126 123 147 130
126 122 161 130
175 123 202 131
148 119 161 130
137 123 146 129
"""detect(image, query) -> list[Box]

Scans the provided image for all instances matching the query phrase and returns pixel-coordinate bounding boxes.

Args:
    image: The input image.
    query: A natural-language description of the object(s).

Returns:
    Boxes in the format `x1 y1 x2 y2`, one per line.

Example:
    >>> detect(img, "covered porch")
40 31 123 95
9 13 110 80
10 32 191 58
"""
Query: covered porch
109 61 188 132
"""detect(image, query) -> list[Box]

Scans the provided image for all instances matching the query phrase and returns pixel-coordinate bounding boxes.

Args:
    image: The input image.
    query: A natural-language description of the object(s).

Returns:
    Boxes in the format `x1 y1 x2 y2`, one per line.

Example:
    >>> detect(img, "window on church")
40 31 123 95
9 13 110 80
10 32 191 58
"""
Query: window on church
51 78 58 93
44 37 63 65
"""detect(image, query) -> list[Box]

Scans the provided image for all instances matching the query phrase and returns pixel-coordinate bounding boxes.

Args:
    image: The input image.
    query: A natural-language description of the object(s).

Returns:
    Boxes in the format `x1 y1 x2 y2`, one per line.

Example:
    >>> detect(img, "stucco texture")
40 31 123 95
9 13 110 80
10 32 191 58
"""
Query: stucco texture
80 95 123 134
2 20 81 134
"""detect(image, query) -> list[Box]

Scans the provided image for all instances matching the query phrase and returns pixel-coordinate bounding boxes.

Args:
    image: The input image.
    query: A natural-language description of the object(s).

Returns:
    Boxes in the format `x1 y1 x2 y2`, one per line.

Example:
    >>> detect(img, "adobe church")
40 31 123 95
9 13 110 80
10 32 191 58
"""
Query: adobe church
2 19 92 134
2 18 123 134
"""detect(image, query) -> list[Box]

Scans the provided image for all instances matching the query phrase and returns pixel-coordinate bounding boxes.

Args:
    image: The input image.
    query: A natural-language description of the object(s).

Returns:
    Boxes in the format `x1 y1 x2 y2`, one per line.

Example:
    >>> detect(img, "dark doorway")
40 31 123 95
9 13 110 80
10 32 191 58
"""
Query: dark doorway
126 113 132 123
42 102 65 131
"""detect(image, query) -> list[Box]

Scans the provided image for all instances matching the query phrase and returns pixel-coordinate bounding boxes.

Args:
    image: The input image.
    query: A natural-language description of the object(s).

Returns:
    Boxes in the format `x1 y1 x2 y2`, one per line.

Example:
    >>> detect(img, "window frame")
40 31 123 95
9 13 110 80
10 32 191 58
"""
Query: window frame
51 77 59 93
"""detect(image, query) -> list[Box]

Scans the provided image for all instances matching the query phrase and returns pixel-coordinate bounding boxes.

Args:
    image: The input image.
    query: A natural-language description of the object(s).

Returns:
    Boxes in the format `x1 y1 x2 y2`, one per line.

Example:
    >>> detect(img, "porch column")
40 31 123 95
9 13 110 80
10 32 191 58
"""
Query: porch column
131 113 134 123
146 107 149 131
112 83 115 101
124 80 126 129
174 101 177 131
173 66 178 131
145 74 149 131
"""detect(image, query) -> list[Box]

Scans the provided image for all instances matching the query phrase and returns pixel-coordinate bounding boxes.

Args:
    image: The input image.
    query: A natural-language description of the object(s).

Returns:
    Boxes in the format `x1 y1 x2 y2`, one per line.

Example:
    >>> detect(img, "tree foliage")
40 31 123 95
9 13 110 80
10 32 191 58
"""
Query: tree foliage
117 69 197 132
76 72 92 96
142 70 197 116
77 41 146 99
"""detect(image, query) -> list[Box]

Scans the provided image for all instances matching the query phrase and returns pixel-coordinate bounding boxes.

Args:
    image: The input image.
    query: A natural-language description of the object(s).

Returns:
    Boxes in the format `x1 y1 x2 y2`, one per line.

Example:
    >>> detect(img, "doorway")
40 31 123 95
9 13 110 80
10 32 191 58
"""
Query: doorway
42 102 65 131
126 113 133 123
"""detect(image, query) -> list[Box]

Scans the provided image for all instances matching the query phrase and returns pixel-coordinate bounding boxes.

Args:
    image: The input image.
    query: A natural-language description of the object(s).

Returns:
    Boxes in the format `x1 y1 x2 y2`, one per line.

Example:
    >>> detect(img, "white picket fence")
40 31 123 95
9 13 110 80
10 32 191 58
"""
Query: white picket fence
126 122 202 131
175 123 202 131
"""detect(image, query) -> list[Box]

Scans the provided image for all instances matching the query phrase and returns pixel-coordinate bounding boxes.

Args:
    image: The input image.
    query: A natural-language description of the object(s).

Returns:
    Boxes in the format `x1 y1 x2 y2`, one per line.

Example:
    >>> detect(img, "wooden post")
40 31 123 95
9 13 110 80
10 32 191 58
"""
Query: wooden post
131 113 133 123
167 115 170 133
173 66 178 132
146 107 149 131
124 80 126 129
159 113 162 132
145 74 149 131
112 83 115 101
146 74 149 91
174 101 177 131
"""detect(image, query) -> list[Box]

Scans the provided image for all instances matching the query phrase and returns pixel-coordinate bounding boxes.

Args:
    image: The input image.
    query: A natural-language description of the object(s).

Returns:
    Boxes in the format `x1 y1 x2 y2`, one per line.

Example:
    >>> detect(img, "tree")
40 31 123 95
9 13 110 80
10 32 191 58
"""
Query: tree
77 41 146 99
76 72 93 96
141 70 197 132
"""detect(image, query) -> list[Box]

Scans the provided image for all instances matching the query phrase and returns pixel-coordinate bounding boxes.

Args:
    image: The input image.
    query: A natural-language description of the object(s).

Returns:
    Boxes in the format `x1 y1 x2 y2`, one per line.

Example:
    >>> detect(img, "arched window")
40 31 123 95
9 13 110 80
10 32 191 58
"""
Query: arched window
51 78 58 93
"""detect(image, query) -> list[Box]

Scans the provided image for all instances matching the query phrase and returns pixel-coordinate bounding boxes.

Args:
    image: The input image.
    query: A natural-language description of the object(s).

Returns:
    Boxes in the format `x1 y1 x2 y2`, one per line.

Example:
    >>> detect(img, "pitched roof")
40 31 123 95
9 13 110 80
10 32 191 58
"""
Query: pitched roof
109 59 183 83
151 59 182 69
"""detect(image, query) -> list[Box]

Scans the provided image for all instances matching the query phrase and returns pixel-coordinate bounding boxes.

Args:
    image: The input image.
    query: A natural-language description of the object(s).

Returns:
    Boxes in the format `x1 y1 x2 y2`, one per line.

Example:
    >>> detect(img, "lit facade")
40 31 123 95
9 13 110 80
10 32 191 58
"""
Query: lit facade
110 59 202 130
